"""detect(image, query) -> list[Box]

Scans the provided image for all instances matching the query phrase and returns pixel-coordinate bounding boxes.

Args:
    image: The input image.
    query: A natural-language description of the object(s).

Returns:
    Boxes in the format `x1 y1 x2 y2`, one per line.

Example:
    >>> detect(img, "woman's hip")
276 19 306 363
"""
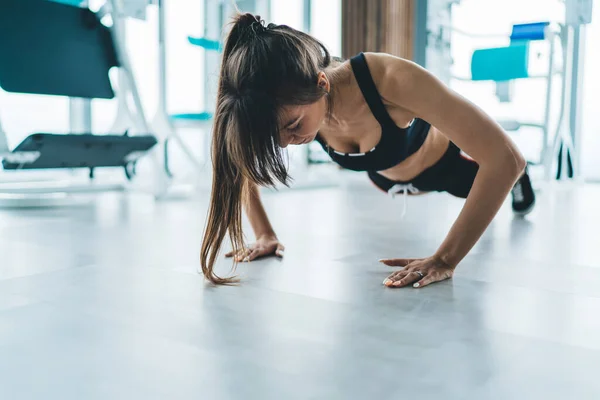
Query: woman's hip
368 142 479 199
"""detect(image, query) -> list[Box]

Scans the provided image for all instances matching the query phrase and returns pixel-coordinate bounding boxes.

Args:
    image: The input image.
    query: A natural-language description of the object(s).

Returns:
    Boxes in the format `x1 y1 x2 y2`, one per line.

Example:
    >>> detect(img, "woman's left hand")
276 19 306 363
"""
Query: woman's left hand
379 256 455 288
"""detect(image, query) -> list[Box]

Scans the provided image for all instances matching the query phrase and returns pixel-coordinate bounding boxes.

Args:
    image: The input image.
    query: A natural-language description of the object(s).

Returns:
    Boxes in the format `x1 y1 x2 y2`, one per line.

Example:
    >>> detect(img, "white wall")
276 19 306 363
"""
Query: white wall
311 0 342 57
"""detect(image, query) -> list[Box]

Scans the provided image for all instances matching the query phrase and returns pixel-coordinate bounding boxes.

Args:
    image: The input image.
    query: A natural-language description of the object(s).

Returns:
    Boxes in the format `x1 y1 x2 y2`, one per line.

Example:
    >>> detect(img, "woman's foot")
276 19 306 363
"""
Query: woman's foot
511 167 535 216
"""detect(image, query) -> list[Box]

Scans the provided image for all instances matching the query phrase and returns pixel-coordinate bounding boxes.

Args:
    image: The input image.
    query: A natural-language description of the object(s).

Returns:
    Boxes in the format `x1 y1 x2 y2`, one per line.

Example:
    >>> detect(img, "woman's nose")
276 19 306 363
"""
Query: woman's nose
279 136 290 148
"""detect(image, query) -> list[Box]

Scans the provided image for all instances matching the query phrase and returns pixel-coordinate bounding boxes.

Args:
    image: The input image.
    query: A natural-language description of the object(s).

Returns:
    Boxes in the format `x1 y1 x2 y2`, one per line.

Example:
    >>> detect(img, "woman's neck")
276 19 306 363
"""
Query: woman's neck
323 60 367 134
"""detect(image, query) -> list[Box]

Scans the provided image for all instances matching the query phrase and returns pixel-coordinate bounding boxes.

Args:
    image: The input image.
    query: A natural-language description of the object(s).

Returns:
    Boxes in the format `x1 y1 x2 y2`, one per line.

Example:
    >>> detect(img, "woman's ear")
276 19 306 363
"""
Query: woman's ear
317 72 330 93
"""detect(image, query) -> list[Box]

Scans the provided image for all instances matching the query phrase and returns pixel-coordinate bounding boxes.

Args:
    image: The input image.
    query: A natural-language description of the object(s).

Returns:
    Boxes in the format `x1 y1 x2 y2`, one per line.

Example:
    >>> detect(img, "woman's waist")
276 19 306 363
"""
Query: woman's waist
376 127 451 181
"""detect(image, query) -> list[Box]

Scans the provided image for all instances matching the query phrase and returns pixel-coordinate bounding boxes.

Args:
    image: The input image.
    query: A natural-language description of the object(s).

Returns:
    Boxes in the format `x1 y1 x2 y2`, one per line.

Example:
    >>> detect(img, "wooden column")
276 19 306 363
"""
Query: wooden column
342 0 415 60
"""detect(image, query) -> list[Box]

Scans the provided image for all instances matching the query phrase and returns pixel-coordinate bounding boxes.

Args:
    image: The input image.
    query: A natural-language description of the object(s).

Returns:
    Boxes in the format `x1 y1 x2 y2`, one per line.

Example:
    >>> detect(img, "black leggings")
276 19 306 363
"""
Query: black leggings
368 142 479 199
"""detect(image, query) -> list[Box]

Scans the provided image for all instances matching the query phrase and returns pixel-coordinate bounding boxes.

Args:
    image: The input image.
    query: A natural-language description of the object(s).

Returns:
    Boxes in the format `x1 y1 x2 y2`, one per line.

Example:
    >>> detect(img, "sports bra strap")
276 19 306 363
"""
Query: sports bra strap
350 53 397 127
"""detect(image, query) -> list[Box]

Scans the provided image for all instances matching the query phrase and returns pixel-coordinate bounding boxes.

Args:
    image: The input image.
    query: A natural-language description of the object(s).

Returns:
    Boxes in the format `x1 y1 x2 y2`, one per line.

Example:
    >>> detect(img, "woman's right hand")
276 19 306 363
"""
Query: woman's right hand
225 234 285 262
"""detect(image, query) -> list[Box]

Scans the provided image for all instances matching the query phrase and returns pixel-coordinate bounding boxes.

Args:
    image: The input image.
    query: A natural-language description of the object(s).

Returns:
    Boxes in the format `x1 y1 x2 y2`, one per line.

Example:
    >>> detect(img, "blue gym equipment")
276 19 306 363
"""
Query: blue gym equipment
452 0 593 182
0 0 172 206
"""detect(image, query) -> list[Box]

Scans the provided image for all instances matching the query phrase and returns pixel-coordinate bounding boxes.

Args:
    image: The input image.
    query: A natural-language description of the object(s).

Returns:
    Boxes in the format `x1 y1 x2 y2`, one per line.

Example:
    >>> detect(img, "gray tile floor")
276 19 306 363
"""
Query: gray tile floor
1 176 599 399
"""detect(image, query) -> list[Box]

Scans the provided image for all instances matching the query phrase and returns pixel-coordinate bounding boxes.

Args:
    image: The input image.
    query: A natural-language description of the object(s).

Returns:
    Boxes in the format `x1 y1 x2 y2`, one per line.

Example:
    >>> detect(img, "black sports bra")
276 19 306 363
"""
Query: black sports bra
314 52 431 172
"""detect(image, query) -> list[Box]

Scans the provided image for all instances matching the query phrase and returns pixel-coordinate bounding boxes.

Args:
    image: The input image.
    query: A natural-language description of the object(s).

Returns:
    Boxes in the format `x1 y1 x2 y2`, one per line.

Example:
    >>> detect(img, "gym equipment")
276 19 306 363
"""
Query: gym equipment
0 0 170 207
561 0 592 180
447 0 593 182
566 0 593 25
466 21 558 177
510 21 550 41
108 0 208 193
155 0 336 192
152 0 210 178
152 0 269 179
470 43 530 81
176 0 269 124
49 0 85 5
2 133 156 173
187 37 222 53
174 35 220 123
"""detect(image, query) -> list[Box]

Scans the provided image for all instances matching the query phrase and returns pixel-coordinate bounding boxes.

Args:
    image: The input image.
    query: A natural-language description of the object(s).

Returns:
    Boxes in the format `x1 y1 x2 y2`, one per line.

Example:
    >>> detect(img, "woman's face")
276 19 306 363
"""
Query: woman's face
278 96 328 148
278 72 330 148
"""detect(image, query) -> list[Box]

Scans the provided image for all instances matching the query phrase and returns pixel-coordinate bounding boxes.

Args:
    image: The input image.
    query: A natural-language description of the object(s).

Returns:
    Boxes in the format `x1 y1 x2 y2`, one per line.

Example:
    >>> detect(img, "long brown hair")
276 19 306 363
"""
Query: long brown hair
200 13 333 284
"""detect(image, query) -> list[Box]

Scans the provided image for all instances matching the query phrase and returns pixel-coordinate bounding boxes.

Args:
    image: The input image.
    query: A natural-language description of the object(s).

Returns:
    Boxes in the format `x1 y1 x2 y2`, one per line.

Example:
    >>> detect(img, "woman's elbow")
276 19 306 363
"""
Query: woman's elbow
500 145 527 179
511 148 527 176
483 145 527 179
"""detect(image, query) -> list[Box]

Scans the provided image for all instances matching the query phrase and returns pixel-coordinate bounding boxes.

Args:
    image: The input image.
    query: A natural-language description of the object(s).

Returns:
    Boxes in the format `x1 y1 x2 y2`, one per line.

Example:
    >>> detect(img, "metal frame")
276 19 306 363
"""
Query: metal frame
107 0 171 191
0 0 171 207
152 0 205 178
203 0 223 116
302 0 311 32
278 0 340 191
444 22 573 181
68 0 93 135
568 24 586 178
422 0 459 85
547 23 580 181
0 116 8 155
443 0 592 181
302 0 314 165
413 0 428 67
201 0 270 113
152 0 272 187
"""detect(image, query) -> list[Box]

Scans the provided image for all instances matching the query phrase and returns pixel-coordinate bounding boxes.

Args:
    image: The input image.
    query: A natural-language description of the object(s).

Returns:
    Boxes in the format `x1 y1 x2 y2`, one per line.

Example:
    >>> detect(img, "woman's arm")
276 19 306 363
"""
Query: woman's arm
225 182 285 262
369 53 526 286
244 182 278 239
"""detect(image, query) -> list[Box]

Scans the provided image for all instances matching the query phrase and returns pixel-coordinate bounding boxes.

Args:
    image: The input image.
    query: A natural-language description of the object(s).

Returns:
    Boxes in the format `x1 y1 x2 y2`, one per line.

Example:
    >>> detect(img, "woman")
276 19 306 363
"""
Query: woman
200 13 535 288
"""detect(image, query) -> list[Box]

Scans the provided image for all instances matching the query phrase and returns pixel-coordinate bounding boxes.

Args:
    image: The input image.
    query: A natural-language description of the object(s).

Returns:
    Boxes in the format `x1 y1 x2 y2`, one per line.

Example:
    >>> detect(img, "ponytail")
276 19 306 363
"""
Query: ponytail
200 12 332 284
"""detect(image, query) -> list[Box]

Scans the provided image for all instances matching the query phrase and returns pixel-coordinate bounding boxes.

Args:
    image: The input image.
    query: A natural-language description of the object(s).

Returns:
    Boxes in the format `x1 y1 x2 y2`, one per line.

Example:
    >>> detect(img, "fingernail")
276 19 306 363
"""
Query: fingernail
378 259 386 263
383 279 392 286
243 256 249 262
413 283 420 288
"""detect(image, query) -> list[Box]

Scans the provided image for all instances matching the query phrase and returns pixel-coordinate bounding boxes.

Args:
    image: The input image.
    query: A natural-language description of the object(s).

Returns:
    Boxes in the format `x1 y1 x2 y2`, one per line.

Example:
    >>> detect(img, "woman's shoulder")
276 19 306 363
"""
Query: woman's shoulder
358 52 425 108
361 52 420 83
